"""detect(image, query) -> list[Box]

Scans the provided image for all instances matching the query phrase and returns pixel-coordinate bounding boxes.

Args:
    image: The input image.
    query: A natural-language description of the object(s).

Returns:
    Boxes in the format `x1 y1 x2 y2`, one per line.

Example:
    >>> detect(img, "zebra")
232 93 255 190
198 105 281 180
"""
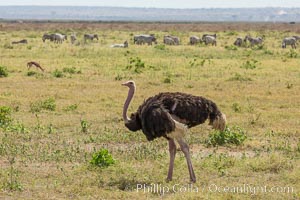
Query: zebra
110 41 128 48
189 36 202 45
202 35 217 46
53 33 67 44
84 34 99 42
282 37 297 49
244 35 263 47
233 37 244 47
12 39 28 44
42 33 55 42
163 35 180 45
134 34 157 45
202 33 217 41
164 36 176 45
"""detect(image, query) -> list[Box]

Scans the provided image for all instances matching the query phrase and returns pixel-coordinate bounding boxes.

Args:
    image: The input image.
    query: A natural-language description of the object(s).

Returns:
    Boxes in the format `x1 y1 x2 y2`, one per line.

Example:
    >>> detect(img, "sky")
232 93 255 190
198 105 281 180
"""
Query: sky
0 0 300 8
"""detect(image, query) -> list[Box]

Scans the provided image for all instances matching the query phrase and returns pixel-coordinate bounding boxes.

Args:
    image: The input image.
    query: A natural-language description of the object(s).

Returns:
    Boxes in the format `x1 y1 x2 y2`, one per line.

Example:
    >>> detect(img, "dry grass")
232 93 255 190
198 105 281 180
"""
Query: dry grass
0 22 299 199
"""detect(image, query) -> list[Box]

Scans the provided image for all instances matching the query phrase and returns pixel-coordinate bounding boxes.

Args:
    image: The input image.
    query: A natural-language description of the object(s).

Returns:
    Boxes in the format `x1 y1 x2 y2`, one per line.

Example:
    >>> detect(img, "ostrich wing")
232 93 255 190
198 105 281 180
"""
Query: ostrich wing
138 98 175 141
158 92 220 128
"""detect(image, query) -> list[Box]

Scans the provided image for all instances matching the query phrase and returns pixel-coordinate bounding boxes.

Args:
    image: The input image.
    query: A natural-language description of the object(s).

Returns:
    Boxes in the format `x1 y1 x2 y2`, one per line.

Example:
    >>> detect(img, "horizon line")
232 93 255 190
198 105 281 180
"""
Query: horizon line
0 5 299 9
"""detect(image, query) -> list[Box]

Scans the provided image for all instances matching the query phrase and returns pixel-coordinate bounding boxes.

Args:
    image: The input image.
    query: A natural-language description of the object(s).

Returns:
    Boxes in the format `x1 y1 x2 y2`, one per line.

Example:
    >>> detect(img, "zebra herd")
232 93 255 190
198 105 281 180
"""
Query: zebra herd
133 33 299 49
41 33 98 44
11 32 299 49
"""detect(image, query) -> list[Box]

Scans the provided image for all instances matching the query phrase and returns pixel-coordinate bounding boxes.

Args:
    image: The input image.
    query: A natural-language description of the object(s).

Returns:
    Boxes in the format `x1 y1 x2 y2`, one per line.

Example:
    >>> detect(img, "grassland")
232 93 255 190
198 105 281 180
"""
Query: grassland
0 22 299 199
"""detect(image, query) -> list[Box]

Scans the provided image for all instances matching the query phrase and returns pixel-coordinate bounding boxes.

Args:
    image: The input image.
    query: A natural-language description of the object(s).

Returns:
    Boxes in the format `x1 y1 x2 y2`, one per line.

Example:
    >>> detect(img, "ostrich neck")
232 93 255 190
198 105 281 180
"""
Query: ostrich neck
123 86 135 123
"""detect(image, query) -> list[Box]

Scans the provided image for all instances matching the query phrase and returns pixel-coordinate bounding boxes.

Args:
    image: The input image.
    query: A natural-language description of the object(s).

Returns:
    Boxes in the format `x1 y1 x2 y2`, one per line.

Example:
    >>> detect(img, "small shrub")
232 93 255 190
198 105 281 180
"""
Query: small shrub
0 66 9 77
90 148 115 168
52 69 64 78
0 106 12 127
206 126 247 147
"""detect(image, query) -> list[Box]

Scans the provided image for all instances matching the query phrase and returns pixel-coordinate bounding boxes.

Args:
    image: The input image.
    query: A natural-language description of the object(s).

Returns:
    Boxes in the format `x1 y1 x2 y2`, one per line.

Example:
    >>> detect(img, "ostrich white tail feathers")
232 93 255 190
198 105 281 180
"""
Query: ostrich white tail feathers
211 113 226 131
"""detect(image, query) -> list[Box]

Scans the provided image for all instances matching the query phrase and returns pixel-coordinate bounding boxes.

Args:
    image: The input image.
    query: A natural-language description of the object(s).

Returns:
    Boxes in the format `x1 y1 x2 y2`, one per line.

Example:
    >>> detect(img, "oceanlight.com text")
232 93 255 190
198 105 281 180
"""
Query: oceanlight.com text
136 183 295 196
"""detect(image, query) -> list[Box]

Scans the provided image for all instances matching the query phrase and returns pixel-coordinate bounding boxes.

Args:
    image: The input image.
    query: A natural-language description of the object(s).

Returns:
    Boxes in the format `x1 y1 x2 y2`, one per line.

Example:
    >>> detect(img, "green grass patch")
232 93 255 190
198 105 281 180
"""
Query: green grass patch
206 126 247 147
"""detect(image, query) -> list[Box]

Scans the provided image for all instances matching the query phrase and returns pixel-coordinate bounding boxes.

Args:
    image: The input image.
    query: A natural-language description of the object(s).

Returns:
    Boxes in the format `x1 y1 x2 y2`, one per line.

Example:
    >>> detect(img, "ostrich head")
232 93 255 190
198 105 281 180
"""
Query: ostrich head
210 113 227 131
121 80 135 89
122 81 141 131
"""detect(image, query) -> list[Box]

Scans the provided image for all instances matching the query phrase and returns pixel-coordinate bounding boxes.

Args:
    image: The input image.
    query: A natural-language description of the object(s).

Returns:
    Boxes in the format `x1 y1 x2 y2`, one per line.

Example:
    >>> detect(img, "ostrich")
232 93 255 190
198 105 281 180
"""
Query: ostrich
122 80 226 183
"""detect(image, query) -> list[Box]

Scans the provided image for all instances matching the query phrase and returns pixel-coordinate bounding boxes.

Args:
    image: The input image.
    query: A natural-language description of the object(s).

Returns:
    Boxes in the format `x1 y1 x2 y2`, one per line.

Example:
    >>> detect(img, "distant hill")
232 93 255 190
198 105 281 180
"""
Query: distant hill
0 6 299 22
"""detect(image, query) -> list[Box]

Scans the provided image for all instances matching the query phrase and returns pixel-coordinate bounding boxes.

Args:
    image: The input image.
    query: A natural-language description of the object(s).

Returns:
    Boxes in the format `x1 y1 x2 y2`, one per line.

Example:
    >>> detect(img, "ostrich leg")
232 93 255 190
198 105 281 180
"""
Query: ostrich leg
166 139 176 182
177 138 196 183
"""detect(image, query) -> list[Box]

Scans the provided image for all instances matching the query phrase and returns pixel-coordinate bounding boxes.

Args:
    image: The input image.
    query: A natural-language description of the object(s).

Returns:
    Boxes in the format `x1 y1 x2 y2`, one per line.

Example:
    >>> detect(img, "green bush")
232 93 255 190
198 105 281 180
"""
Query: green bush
0 106 12 127
90 148 115 168
206 126 247 147
0 66 9 77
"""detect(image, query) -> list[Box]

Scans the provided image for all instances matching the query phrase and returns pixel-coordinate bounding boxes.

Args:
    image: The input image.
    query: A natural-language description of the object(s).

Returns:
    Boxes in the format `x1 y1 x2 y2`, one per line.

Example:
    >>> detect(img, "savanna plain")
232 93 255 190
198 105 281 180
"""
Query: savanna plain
0 22 299 199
